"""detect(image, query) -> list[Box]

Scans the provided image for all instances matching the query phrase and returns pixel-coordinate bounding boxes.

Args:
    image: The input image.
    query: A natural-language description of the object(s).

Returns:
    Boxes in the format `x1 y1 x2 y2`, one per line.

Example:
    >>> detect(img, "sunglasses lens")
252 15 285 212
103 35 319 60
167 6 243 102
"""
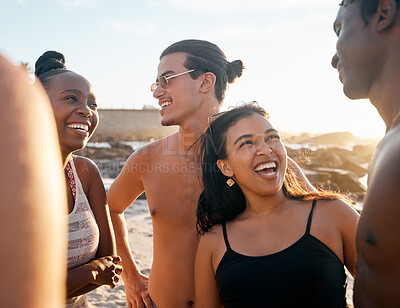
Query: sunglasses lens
159 76 168 88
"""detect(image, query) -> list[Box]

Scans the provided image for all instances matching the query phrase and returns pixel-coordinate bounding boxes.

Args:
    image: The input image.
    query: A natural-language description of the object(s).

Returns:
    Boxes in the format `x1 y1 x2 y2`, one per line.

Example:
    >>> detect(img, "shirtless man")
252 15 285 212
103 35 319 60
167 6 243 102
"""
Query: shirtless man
107 39 245 308
332 0 400 306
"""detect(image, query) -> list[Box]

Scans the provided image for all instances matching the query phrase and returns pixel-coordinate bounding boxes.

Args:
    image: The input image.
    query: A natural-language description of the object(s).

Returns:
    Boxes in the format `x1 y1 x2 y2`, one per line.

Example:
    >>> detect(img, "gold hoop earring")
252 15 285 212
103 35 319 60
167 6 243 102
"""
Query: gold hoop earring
227 178 235 187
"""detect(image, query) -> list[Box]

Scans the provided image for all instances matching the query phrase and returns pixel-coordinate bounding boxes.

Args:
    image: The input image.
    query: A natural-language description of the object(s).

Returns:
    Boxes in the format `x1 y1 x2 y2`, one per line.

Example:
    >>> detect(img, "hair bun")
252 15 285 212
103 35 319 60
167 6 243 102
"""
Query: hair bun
35 51 66 77
227 60 244 83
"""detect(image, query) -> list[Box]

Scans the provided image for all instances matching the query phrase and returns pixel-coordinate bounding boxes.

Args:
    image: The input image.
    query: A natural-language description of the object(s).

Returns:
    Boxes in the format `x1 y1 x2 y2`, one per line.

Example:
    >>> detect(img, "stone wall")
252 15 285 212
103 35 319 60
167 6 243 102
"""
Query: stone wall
92 109 178 141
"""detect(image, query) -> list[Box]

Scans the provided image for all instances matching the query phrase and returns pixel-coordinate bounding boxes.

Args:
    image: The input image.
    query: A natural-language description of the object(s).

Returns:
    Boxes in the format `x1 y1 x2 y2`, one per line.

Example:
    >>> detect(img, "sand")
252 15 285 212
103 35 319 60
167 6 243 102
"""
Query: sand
86 199 354 308
86 200 153 308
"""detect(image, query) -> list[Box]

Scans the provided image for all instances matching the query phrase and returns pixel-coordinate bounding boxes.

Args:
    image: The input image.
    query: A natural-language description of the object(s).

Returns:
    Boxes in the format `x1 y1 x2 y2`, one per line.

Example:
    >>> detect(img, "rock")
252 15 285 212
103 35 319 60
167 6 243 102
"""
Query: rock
75 133 378 204
340 157 369 178
75 142 134 161
315 168 366 194
93 159 126 179
352 144 376 162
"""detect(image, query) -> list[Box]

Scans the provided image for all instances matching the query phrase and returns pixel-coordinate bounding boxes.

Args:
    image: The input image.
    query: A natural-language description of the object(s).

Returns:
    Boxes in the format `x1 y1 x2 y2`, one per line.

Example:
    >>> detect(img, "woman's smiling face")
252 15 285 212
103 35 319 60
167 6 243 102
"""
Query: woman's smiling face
45 71 99 157
218 114 287 197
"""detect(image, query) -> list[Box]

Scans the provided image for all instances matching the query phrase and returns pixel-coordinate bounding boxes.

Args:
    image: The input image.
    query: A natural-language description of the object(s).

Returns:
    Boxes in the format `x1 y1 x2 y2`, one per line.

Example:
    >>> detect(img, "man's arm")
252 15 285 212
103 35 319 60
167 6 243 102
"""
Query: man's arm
107 151 153 308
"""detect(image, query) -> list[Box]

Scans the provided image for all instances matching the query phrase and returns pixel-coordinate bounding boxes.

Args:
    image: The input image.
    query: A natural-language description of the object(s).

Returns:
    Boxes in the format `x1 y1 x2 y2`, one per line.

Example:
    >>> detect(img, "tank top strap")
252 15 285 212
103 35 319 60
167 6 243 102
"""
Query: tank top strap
221 223 232 251
305 199 317 234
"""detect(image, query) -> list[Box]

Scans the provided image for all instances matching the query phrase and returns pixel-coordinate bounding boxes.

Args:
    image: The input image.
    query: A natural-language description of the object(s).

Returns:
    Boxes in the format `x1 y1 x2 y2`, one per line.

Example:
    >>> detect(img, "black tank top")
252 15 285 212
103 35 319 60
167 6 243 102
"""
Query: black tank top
215 200 347 308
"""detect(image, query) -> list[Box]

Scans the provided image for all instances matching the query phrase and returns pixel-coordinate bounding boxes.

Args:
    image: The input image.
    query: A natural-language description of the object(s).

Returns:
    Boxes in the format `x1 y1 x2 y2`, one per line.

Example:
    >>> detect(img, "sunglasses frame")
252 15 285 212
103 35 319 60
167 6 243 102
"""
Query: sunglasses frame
151 69 195 92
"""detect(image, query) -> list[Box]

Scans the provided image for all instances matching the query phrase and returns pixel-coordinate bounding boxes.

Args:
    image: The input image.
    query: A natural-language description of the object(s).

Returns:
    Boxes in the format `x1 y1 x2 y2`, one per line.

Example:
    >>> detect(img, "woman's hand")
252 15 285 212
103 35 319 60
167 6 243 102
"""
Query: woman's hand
88 255 123 288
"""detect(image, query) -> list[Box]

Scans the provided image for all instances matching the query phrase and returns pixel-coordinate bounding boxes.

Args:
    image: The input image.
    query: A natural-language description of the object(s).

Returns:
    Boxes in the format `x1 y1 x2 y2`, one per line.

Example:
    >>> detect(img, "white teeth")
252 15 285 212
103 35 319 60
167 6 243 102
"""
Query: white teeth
67 123 89 132
160 101 171 108
254 162 276 172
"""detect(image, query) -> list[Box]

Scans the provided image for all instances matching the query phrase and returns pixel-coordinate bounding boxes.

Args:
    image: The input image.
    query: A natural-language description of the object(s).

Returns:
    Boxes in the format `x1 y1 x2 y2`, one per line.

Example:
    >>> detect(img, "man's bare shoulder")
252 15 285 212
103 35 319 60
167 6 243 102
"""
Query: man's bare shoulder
366 124 400 207
377 122 400 152
370 123 400 183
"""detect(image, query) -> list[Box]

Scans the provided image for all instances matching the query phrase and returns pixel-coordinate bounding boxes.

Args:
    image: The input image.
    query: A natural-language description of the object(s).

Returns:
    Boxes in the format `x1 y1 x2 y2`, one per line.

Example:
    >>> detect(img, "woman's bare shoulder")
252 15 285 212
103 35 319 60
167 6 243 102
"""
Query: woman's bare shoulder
72 155 98 172
71 155 103 192
315 198 359 226
199 225 224 247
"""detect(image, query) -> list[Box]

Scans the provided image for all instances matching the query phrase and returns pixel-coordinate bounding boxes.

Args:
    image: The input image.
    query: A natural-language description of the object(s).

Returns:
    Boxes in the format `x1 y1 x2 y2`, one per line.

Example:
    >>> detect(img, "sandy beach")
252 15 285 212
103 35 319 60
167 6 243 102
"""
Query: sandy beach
87 200 153 308
86 199 354 308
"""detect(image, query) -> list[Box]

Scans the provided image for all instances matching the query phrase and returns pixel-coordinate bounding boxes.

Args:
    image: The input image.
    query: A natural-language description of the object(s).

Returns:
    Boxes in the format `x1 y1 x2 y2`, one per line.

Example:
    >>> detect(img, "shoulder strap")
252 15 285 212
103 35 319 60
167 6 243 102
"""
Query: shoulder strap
65 159 77 201
305 199 317 234
221 223 232 251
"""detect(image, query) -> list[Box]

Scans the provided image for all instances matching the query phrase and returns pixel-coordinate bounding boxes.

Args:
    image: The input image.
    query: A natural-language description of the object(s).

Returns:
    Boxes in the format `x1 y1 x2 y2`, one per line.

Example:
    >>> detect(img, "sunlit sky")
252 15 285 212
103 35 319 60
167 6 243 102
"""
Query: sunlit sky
0 0 386 139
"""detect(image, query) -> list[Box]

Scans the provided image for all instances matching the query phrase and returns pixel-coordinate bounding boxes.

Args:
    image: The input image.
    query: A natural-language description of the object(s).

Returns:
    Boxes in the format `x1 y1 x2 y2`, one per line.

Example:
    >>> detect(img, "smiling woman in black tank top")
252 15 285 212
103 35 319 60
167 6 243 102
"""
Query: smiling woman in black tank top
194 104 359 307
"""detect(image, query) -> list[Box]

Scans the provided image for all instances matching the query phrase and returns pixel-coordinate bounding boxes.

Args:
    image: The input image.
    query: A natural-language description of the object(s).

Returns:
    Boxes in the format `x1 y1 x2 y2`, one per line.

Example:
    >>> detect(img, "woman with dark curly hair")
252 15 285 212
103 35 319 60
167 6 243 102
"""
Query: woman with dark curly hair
195 103 359 307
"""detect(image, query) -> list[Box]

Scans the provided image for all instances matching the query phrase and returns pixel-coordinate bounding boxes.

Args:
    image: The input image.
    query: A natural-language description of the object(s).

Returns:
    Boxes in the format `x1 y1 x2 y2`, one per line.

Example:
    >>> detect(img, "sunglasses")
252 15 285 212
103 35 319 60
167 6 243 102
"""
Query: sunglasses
151 69 195 92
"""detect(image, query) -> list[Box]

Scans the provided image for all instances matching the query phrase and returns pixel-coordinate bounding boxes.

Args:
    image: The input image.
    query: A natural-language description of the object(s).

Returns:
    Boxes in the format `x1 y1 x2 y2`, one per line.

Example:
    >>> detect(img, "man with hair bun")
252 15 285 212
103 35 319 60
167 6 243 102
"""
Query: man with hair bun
109 39 312 308
332 0 400 306
108 39 245 308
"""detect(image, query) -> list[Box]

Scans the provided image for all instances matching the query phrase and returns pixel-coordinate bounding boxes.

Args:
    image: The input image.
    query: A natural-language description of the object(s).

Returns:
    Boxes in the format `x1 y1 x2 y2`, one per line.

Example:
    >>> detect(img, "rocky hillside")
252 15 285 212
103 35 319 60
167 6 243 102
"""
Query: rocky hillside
77 131 378 208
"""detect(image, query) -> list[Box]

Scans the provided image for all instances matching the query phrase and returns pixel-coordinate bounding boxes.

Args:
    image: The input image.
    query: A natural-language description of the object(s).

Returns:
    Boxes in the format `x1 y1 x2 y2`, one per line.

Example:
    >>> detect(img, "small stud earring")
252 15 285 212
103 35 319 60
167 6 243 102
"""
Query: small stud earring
227 178 235 187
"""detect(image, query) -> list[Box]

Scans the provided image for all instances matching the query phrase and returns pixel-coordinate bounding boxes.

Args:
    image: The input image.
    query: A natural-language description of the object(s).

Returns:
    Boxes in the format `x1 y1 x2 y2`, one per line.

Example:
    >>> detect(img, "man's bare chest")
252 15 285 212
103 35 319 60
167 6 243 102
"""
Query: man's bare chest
141 158 203 221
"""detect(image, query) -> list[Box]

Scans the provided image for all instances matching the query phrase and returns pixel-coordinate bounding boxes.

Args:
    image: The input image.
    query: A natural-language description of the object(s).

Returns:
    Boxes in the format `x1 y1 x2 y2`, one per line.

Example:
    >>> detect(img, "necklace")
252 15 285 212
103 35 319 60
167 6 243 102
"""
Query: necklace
65 162 76 201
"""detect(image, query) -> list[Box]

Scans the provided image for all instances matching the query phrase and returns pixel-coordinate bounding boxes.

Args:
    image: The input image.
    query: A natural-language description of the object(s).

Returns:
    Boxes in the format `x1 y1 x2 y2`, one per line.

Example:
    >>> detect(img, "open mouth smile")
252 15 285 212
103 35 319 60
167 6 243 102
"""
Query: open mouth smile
67 123 90 134
159 100 172 109
254 161 277 176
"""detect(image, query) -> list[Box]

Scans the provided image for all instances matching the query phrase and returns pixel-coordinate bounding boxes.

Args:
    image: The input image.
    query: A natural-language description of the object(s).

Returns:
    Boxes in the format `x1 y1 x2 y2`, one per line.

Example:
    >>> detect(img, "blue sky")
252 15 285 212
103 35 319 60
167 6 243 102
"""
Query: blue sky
0 0 385 138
